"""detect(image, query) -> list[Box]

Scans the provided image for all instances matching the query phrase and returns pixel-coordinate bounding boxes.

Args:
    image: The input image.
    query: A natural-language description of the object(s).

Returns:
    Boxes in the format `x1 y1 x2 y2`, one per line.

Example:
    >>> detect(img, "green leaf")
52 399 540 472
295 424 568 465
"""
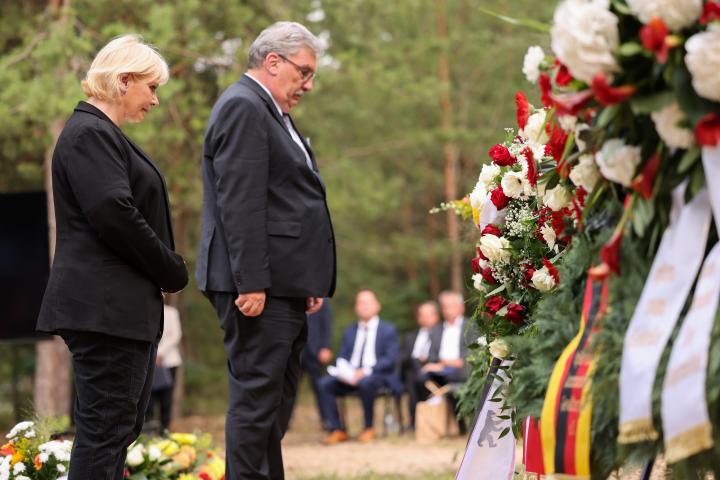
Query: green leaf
618 42 645 57
612 0 634 15
596 105 620 129
498 427 511 439
677 146 701 174
629 91 675 115
486 284 507 296
477 7 551 32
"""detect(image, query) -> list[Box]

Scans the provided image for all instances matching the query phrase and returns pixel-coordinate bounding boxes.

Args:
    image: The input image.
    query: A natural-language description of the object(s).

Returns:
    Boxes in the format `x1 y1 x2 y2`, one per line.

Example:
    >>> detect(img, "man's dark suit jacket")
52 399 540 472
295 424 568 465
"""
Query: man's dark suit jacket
337 320 402 394
195 75 336 297
37 102 188 342
428 317 474 380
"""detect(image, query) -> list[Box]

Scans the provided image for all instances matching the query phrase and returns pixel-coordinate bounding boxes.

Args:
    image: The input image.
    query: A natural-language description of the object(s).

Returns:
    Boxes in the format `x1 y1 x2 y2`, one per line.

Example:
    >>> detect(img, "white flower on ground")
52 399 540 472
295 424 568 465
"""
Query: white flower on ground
596 139 642 187
14 476 30 480
551 0 620 84
6 421 34 439
532 267 557 292
570 154 601 192
126 444 145 467
541 224 558 250
685 25 720 103
626 0 702 31
39 453 48 463
479 163 501 187
523 46 545 83
39 440 72 462
521 110 550 145
651 102 695 150
479 234 511 263
543 185 571 211
148 445 162 461
13 462 26 474
472 273 486 292
489 339 511 359
501 171 528 199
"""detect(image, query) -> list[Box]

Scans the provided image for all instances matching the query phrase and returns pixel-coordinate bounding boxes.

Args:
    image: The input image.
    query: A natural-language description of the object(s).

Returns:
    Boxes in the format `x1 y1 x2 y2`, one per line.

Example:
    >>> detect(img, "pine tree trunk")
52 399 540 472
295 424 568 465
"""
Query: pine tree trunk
34 118 72 418
436 0 463 294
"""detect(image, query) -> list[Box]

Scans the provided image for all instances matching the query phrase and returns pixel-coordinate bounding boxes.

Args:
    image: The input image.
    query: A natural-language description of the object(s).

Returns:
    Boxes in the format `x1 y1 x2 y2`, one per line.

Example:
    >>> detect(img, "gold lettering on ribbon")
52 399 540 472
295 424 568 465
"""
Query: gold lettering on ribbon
700 263 717 280
627 330 662 347
665 354 703 388
653 264 676 283
690 290 715 311
647 299 667 317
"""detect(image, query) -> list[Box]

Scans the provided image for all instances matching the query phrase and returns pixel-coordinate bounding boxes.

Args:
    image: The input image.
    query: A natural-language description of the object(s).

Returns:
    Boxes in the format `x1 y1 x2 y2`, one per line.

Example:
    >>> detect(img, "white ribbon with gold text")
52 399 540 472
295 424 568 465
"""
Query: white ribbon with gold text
618 184 712 443
661 145 720 462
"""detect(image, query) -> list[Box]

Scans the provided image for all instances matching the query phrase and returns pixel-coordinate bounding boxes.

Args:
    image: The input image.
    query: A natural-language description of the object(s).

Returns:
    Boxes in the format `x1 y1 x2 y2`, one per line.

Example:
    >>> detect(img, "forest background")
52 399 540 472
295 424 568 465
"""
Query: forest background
0 0 553 426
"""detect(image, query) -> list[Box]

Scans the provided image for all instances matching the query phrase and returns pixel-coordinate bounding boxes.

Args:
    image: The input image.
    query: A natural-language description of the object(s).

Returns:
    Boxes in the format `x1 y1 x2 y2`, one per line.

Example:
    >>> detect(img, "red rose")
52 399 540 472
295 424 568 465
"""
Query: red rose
484 296 507 316
488 144 516 166
516 91 530 129
490 186 510 210
554 61 573 86
523 264 535 283
471 256 482 274
481 267 497 285
640 17 670 63
505 303 526 325
700 1 720 24
481 224 502 237
695 113 720 147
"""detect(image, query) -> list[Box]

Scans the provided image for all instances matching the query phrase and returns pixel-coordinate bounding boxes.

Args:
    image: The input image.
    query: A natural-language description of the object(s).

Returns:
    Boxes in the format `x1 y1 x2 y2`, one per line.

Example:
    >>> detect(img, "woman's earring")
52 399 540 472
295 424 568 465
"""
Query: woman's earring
119 85 127 95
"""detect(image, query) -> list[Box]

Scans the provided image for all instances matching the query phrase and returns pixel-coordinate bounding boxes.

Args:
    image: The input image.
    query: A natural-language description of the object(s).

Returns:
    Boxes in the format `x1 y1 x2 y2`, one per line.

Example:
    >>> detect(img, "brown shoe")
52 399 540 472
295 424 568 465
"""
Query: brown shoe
323 430 349 445
357 428 375 443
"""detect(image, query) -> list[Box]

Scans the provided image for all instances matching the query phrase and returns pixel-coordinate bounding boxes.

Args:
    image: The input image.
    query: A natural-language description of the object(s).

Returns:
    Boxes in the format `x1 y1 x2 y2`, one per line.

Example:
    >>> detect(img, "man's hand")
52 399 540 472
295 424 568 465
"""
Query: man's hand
235 290 266 317
318 348 333 365
350 368 366 385
306 297 323 314
442 358 464 369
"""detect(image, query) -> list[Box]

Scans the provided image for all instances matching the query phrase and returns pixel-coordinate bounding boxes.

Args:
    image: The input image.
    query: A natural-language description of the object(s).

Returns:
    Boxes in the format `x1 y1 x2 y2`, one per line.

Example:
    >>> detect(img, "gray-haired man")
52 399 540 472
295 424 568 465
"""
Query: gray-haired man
196 21 336 479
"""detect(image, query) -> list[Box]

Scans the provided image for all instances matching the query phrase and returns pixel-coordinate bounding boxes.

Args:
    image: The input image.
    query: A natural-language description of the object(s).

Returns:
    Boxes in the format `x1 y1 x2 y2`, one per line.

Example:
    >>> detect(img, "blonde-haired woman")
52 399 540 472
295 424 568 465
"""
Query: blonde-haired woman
37 35 187 479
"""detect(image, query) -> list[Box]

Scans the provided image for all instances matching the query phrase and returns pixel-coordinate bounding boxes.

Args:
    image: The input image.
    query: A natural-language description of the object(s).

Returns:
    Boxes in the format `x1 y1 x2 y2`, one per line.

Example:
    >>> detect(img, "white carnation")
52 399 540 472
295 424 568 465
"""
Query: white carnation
479 234 511 263
558 115 578 132
596 139 642 187
543 184 571 211
6 421 34 440
651 101 694 150
685 25 720 103
532 267 557 292
626 0 702 31
523 46 545 83
13 462 26 474
489 339 511 359
479 163 501 187
570 154 601 192
501 171 528 199
521 110 550 145
541 224 558 250
551 0 620 84
126 444 145 467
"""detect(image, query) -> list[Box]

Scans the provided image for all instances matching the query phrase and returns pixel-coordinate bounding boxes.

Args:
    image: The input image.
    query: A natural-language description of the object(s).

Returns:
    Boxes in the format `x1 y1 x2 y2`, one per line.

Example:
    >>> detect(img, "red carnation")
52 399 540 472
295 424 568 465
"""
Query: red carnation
700 1 720 24
482 224 502 237
695 113 720 146
490 186 511 210
591 73 636 106
481 267 497 285
539 73 553 108
523 147 538 187
505 303 526 325
640 17 670 63
547 124 569 174
516 91 531 129
488 144 516 166
542 257 560 285
554 61 573 86
484 296 507 316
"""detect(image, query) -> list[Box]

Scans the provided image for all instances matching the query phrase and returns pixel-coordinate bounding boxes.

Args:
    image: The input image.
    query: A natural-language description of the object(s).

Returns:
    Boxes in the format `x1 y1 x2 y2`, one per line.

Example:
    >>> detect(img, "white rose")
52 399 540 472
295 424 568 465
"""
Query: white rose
650 101 695 150
532 267 557 292
685 25 720 103
479 234 511 263
523 45 545 83
472 273 486 292
148 445 162 461
541 224 558 250
551 0 620 84
479 163 501 187
501 171 528 199
596 139 642 187
521 110 550 145
489 339 511 359
626 0 702 31
543 184 571 211
570 154 601 192
469 182 487 212
126 445 145 467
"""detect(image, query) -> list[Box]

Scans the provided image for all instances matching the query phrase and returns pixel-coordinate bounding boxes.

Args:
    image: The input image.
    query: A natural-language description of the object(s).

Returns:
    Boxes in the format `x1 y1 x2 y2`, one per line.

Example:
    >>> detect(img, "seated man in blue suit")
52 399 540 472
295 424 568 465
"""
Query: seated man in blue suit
318 289 400 444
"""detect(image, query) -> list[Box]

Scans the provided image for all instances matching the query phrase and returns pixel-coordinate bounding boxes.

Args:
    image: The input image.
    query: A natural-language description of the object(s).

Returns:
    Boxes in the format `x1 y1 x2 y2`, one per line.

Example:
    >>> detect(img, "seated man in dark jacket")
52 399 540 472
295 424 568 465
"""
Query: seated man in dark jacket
318 289 400 444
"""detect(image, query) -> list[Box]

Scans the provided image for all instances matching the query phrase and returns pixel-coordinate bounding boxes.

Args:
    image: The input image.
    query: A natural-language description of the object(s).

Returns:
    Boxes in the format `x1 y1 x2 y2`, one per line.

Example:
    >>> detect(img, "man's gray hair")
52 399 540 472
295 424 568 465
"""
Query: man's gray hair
248 21 322 68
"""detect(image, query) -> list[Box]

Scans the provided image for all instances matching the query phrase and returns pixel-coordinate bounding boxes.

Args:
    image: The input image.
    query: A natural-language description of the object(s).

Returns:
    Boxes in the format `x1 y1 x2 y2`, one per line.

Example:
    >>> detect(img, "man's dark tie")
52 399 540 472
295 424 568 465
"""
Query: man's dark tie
358 326 367 368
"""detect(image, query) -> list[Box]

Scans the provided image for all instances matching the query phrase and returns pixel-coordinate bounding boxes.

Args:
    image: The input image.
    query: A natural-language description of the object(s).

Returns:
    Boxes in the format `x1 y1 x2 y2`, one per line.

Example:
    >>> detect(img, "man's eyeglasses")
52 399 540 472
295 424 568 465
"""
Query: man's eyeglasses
278 54 316 82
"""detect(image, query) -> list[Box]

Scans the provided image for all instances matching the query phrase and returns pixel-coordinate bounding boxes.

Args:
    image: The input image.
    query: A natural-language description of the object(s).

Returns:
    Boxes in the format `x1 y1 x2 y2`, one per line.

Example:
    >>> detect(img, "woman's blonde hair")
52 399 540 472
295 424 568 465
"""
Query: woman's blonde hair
81 34 169 101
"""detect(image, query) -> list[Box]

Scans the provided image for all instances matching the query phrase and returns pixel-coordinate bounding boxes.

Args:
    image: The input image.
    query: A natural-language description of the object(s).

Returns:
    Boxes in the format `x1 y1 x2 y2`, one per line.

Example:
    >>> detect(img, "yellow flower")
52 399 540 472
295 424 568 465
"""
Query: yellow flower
11 450 24 465
178 474 196 480
156 439 180 456
169 433 197 445
172 445 197 469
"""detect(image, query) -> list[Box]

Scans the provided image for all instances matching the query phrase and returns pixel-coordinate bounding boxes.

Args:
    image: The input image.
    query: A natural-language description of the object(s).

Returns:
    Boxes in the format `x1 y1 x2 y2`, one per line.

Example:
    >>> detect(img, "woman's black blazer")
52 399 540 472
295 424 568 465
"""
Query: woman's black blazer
37 102 188 342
